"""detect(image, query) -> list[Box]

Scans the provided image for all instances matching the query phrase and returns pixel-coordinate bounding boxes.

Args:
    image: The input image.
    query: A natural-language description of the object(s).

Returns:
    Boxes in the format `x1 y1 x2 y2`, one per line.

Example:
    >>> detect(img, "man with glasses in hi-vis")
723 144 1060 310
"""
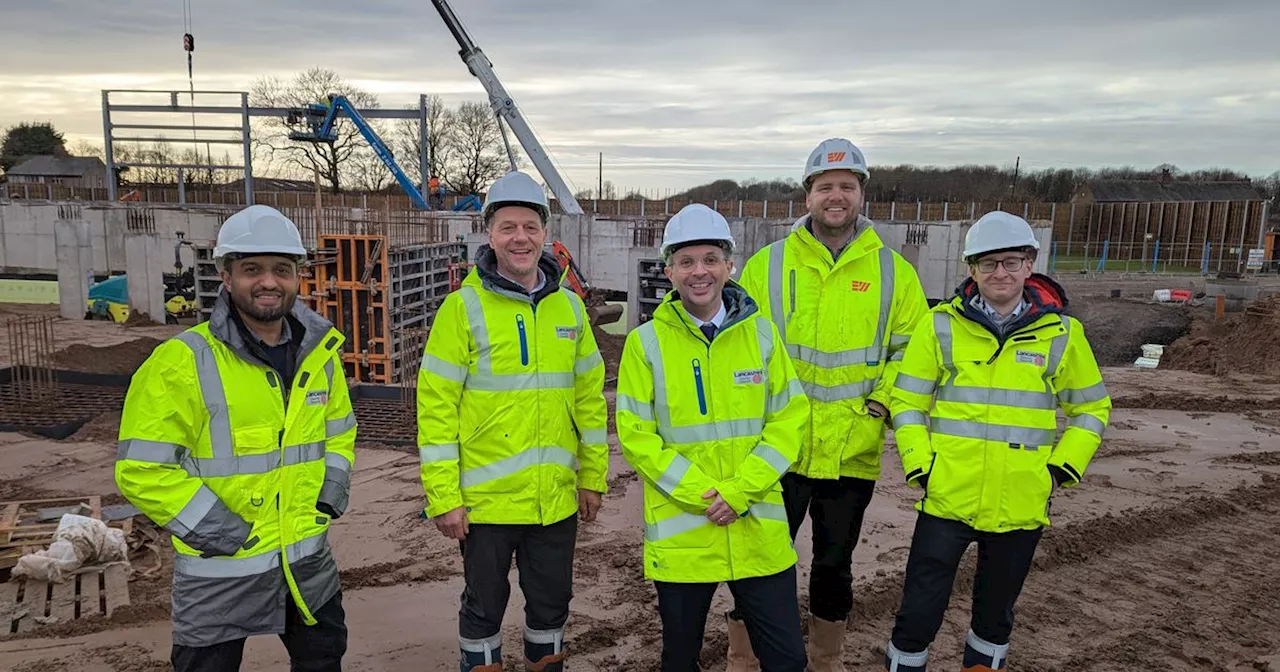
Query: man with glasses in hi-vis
881 211 1111 672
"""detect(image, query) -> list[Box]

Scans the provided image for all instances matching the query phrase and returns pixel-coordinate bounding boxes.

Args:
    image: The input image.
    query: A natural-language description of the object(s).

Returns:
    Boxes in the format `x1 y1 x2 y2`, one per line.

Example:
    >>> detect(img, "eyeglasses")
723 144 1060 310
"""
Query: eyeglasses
672 254 727 272
974 257 1028 273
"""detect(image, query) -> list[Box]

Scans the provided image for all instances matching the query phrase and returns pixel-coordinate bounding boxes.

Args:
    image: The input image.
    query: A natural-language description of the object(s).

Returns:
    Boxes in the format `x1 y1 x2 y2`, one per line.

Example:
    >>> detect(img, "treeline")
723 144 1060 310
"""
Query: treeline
673 165 1276 204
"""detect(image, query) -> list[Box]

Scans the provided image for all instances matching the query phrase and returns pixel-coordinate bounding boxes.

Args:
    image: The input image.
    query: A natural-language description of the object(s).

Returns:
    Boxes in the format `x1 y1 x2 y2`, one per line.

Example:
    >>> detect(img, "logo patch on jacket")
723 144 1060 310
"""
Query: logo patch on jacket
1015 350 1046 367
306 390 328 406
734 369 764 385
556 326 578 340
850 280 871 292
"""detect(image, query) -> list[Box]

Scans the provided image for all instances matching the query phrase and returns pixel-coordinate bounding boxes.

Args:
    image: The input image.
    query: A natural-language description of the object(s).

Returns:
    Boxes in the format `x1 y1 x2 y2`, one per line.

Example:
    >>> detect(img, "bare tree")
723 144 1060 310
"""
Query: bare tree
393 95 454 187
249 68 383 194
444 101 513 195
575 180 617 200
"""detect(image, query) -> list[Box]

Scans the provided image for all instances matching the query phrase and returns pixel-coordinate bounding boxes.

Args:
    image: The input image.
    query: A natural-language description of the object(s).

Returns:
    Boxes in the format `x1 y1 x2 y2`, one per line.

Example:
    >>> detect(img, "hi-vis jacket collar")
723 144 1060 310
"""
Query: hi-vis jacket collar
789 213 880 267
470 244 563 305
208 288 337 369
656 281 759 340
949 274 1069 339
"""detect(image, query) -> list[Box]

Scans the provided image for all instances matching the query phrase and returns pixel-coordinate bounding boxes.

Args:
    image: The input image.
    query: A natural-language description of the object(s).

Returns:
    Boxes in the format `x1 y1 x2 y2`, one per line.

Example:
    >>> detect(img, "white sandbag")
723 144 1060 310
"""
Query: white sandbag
12 513 129 583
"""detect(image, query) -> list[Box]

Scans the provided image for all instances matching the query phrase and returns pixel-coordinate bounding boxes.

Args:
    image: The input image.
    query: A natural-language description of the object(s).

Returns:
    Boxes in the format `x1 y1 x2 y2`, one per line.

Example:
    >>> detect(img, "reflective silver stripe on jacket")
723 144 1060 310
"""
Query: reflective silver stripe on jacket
929 417 1056 448
894 373 937 396
421 353 467 383
181 441 326 478
459 445 577 488
419 443 460 463
325 413 356 437
172 529 328 579
175 332 233 460
1057 381 1109 405
644 501 789 542
459 286 491 376
617 393 654 421
801 378 877 403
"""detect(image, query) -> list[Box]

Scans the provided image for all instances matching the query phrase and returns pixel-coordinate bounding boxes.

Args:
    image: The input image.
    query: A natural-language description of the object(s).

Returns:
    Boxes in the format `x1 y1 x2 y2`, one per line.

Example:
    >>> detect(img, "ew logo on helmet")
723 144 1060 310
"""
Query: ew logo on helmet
734 369 764 385
1015 350 1046 367
826 152 846 163
556 326 578 340
306 390 329 406
850 280 871 292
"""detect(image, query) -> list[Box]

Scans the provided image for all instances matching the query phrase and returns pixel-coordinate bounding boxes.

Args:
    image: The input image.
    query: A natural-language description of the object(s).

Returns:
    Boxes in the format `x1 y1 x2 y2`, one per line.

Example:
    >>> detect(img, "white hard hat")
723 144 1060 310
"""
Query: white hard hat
963 211 1041 259
803 138 870 188
214 205 306 260
483 171 550 223
660 204 736 258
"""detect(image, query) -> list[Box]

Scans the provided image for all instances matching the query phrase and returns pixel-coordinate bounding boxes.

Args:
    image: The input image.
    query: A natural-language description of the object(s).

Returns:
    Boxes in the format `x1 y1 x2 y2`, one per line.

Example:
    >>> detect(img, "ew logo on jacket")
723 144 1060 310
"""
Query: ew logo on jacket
734 369 764 385
556 326 578 340
305 390 329 406
1015 350 1046 367
850 280 871 292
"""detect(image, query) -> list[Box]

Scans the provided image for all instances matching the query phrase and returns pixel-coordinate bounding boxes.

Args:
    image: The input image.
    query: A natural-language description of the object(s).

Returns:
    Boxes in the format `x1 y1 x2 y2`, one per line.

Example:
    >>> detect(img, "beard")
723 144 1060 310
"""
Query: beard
811 207 860 237
231 289 297 323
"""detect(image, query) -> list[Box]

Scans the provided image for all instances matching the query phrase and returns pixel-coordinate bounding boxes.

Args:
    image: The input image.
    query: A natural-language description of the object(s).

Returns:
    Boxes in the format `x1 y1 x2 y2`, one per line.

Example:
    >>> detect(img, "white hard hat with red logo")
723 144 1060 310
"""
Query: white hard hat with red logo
803 138 870 189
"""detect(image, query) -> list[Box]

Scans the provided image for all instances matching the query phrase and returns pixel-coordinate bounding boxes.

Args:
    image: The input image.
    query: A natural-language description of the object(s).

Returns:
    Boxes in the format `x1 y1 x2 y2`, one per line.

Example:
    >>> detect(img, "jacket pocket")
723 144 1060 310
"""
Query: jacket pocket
1000 448 1052 528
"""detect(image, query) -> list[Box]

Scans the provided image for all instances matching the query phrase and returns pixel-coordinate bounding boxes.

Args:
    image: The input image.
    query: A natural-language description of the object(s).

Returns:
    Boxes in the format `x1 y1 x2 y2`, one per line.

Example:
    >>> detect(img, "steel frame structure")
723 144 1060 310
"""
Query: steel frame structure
101 89 435 206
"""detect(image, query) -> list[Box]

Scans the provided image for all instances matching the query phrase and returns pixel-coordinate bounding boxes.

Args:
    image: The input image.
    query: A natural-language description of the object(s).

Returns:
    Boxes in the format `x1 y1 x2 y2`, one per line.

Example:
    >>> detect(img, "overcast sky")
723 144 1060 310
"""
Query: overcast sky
3 0 1278 193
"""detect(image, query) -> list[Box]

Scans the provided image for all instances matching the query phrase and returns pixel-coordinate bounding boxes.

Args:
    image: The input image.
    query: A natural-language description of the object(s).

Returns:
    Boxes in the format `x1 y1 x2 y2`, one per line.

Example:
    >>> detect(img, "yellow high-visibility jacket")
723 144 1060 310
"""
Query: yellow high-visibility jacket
890 276 1112 532
738 216 929 480
616 284 810 583
417 248 609 525
115 294 357 647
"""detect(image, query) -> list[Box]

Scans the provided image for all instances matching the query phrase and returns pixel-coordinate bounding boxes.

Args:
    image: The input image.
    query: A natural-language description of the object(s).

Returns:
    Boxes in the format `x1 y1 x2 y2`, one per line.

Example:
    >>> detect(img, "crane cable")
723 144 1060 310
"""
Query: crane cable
181 0 208 172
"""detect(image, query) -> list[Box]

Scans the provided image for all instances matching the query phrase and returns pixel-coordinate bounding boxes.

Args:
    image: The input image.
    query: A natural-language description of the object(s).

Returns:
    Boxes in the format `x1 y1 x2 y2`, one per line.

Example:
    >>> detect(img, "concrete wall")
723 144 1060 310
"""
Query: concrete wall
0 201 223 276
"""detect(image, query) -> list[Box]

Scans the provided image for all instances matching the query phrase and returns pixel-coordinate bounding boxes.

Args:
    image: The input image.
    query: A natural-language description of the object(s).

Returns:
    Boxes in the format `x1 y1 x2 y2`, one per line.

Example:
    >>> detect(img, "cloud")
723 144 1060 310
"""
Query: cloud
3 0 1278 192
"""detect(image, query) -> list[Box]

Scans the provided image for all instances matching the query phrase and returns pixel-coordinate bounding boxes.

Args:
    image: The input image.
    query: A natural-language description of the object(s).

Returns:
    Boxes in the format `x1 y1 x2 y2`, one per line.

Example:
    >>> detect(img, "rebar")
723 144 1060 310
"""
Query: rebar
5 315 58 402
396 327 430 409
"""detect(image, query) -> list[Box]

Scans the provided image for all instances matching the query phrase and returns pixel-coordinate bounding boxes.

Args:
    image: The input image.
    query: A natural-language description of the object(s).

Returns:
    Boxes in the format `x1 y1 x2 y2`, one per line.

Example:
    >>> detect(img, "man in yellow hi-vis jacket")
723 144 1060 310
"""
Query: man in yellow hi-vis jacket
416 171 610 672
617 204 811 672
881 212 1111 672
115 205 356 672
734 138 929 670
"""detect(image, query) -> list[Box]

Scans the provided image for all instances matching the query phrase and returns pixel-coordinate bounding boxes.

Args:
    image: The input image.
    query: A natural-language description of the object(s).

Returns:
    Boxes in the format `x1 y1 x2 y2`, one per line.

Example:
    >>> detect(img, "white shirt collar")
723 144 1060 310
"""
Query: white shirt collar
687 301 727 328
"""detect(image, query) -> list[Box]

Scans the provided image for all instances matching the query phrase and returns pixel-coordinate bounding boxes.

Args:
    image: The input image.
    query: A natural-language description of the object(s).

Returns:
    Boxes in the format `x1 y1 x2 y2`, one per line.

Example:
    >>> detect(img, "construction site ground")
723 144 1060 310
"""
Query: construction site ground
1 272 1279 671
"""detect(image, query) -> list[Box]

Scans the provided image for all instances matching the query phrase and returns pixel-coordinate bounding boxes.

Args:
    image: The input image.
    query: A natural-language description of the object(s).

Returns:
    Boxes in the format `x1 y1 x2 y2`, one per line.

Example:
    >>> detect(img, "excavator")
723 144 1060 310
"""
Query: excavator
447 240 622 327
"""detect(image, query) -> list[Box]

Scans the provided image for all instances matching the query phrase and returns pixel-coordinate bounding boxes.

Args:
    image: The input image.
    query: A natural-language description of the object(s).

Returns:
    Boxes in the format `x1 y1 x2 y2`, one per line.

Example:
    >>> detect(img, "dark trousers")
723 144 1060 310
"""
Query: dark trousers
459 514 578 640
891 513 1042 653
655 565 807 672
171 592 347 672
729 474 876 623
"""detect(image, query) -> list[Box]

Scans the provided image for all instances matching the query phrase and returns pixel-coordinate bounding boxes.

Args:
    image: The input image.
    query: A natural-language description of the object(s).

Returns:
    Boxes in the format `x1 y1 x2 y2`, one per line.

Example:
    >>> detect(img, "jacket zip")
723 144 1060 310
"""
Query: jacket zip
516 314 529 366
692 358 708 415
788 269 796 318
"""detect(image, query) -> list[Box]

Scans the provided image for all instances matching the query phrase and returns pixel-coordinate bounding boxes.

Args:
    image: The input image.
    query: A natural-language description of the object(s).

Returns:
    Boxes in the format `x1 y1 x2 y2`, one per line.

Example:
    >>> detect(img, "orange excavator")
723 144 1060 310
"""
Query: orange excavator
447 240 623 327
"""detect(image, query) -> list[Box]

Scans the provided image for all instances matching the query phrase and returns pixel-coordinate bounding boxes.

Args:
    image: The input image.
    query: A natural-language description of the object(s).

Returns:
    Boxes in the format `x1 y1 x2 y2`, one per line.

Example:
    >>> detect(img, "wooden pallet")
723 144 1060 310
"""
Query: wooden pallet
0 564 130 634
0 496 132 571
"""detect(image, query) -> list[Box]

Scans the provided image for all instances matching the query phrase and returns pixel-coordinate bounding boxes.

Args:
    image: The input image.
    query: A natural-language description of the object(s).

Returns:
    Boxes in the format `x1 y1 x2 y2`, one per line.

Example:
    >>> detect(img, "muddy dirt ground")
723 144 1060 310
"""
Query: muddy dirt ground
1 279 1279 670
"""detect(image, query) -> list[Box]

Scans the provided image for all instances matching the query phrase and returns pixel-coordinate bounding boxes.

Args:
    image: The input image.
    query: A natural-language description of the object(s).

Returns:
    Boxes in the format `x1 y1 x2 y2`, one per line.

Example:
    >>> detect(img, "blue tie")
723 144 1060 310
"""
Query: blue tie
700 323 717 342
